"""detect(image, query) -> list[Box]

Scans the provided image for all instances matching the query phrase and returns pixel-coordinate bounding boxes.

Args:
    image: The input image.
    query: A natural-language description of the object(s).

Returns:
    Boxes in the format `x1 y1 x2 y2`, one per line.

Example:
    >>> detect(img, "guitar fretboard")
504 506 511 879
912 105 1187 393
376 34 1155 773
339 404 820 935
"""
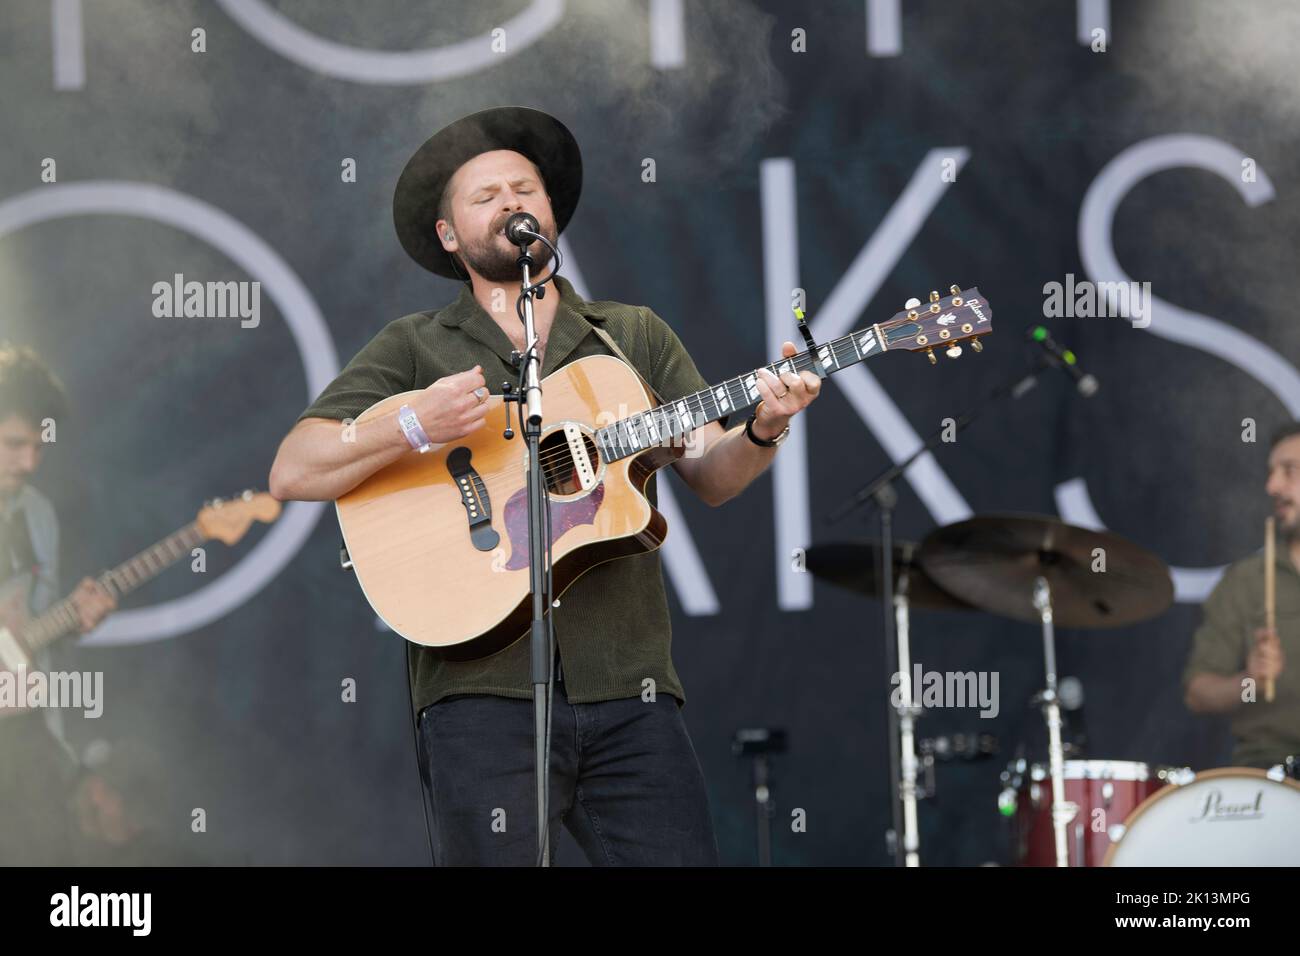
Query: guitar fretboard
595 321 906 462
20 522 205 653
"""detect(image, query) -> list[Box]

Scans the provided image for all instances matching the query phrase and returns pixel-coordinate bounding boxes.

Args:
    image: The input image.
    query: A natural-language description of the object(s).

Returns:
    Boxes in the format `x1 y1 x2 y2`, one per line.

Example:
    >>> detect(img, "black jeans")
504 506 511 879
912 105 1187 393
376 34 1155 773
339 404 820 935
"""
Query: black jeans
416 679 719 866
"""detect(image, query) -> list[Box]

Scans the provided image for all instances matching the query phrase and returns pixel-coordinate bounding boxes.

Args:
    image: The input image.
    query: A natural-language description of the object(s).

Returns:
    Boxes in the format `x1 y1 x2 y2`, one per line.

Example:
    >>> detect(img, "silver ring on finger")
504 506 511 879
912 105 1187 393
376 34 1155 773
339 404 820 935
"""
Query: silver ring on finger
474 387 488 404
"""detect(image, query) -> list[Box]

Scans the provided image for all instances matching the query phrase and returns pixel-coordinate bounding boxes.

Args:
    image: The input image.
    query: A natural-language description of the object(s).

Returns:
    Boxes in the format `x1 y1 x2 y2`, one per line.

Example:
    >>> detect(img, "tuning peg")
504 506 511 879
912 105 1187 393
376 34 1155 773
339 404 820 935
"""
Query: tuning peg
970 338 983 352
946 345 963 359
949 284 961 296
929 290 940 303
904 297 921 310
924 348 937 366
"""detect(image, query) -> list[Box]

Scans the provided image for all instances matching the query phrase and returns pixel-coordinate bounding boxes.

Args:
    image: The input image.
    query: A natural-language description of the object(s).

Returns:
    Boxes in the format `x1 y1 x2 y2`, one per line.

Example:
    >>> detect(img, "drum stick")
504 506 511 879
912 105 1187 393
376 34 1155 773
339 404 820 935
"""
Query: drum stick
1265 517 1276 703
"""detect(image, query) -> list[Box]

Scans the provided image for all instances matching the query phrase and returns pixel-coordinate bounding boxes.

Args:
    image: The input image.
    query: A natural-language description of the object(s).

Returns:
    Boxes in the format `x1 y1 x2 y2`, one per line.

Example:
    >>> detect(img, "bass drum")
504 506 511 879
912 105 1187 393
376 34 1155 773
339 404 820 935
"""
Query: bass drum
1104 767 1300 866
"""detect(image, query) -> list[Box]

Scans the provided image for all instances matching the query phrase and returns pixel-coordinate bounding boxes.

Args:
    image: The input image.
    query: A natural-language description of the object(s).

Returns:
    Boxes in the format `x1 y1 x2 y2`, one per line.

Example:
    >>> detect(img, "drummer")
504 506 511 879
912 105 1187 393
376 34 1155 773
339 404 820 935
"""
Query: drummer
1183 422 1300 767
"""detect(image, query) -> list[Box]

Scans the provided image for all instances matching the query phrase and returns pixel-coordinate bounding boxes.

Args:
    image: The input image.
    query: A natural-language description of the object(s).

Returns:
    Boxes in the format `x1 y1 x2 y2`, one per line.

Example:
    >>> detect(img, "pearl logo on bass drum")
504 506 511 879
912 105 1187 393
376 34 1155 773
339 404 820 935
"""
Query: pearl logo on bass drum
1190 789 1264 822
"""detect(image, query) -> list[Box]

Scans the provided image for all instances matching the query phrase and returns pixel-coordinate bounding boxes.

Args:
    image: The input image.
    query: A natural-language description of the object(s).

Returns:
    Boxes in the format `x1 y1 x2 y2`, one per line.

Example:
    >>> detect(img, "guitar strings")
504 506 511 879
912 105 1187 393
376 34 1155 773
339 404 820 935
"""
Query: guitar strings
526 346 829 472
481 307 978 481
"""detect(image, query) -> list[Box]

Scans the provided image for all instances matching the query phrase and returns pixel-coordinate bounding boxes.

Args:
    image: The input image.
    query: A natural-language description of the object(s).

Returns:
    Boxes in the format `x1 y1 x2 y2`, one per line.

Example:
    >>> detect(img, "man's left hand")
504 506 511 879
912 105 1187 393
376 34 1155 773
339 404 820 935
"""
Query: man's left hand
753 340 823 440
71 578 116 633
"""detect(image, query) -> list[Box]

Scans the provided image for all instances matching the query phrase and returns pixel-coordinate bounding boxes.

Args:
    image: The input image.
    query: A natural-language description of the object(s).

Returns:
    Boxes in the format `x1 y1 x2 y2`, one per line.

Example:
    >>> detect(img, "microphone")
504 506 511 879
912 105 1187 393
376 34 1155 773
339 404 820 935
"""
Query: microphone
1027 326 1098 397
504 212 540 247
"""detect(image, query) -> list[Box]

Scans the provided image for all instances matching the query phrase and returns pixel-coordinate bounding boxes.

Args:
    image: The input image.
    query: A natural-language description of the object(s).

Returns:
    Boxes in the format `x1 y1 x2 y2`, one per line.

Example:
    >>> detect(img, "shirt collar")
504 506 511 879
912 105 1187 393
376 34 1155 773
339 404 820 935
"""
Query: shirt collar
435 275 605 373
1272 534 1300 577
0 485 32 521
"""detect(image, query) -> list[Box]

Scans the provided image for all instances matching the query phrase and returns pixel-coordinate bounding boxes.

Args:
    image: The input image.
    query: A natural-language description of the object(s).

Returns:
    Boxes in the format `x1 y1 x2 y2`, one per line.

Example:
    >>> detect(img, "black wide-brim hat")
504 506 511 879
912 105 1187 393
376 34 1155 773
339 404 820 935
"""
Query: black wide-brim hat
393 106 583 279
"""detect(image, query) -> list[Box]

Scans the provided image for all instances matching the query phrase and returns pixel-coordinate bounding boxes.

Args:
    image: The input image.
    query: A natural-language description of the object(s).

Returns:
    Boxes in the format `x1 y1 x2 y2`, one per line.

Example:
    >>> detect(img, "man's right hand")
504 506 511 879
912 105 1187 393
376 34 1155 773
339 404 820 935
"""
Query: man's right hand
270 366 495 502
407 366 491 443
1246 627 1285 684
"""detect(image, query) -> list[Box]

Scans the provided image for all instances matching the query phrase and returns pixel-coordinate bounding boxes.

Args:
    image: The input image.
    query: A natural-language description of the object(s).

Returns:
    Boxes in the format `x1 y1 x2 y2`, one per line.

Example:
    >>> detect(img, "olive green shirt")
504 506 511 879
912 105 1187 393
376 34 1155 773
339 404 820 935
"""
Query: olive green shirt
1183 545 1300 767
298 276 722 715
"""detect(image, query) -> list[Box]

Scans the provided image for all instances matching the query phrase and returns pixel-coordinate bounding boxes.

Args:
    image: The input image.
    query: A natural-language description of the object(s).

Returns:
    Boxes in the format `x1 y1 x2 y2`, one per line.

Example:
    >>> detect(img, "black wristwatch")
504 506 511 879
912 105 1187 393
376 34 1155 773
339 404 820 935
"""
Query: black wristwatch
745 411 789 448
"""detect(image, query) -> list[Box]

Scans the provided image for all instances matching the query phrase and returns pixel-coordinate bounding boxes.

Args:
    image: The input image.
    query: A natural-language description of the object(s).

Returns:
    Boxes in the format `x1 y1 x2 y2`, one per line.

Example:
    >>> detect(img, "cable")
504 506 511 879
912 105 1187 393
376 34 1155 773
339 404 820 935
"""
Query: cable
535 475 557 866
406 641 438 866
513 234 563 330
513 356 560 868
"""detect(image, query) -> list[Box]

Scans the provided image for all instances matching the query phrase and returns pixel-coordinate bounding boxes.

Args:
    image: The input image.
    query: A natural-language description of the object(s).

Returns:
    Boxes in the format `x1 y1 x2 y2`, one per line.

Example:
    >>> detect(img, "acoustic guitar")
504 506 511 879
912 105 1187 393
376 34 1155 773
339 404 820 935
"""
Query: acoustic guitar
0 490 281 703
337 286 993 660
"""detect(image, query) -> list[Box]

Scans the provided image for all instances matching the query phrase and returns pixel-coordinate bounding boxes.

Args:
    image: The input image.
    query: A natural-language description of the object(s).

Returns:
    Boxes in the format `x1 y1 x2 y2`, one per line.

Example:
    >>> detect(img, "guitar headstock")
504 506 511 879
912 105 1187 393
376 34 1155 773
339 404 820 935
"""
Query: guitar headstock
196 490 282 545
878 286 993 363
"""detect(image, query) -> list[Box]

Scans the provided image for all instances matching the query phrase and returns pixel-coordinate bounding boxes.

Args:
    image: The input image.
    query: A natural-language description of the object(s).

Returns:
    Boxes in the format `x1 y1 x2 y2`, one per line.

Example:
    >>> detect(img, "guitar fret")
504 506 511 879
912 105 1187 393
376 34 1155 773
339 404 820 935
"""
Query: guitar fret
713 384 731 414
702 389 720 422
842 334 859 363
674 400 692 432
726 377 747 412
689 392 709 428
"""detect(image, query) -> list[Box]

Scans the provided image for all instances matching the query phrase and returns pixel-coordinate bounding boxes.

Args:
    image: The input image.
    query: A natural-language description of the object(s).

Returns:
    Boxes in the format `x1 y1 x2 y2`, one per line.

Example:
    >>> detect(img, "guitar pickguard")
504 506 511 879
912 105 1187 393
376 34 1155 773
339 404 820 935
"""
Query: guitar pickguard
0 626 30 671
502 483 606 572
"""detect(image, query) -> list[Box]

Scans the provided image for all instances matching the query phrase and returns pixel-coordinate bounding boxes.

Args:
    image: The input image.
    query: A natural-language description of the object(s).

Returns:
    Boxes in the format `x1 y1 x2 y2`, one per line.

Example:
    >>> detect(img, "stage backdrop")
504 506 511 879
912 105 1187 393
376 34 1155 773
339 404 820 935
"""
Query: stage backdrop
2 0 1297 864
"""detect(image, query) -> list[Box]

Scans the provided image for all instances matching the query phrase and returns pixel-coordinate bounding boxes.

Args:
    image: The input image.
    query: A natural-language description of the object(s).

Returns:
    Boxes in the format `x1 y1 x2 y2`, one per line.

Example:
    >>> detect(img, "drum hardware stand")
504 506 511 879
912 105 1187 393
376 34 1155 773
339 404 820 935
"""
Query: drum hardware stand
875 482 907 866
894 567 923 867
828 353 1058 867
920 733 999 797
1033 576 1078 867
732 728 787 867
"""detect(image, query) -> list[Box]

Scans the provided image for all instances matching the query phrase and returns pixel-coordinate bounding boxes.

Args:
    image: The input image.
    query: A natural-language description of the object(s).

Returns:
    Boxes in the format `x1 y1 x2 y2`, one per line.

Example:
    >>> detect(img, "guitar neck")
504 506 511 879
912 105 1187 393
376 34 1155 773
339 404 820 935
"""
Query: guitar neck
19 521 205 653
596 321 895 462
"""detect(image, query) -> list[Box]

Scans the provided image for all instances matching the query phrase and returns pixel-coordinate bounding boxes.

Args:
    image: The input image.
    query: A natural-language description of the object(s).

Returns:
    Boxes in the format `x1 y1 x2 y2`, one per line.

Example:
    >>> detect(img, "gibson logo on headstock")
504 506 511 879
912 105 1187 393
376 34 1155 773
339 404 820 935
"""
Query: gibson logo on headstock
1191 789 1263 822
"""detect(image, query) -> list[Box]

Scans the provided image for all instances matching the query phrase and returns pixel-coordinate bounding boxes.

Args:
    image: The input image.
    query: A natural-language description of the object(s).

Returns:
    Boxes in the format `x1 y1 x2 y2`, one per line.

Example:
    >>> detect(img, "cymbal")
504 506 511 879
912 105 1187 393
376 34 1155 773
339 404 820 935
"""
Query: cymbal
918 514 1173 629
804 540 973 611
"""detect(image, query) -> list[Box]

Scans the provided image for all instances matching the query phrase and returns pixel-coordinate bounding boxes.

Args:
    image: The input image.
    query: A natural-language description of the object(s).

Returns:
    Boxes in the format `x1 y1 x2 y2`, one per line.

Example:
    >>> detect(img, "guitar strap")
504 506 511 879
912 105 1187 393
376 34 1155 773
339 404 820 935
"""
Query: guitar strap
0 506 39 589
585 322 666 406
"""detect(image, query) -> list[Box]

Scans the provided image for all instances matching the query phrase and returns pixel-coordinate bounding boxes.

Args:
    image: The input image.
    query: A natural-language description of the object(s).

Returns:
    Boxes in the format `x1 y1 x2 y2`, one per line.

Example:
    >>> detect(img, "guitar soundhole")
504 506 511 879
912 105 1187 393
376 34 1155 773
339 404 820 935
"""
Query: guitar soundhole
538 429 601 497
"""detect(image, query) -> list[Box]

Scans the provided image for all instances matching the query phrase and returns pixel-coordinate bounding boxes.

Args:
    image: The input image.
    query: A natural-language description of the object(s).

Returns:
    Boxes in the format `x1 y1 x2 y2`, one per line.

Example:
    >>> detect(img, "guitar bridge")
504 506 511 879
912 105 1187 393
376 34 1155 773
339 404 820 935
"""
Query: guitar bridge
446 447 500 552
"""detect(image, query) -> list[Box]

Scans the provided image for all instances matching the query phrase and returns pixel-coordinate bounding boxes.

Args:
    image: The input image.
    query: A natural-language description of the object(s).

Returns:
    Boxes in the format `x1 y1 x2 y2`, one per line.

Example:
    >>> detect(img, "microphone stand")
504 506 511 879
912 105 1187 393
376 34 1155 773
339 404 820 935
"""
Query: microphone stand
508 228 555 867
825 353 1055 867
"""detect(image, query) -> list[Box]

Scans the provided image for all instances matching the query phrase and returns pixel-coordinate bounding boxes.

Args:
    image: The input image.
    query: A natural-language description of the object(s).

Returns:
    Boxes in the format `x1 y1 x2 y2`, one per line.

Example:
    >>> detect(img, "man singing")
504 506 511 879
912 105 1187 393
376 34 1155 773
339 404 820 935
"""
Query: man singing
268 107 821 865
1184 422 1300 767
